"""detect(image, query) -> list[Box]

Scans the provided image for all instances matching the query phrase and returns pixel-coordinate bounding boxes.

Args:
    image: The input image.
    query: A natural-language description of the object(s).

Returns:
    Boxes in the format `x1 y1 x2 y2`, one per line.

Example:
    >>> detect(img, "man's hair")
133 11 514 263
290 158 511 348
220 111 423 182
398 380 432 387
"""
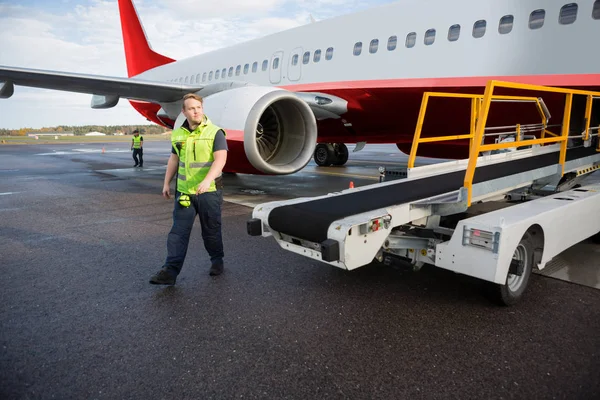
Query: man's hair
182 93 203 109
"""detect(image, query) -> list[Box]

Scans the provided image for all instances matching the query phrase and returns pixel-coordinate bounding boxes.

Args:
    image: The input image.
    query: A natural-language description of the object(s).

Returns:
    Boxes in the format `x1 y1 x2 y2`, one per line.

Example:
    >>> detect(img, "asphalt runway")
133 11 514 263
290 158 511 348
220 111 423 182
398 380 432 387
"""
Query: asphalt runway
1 141 599 399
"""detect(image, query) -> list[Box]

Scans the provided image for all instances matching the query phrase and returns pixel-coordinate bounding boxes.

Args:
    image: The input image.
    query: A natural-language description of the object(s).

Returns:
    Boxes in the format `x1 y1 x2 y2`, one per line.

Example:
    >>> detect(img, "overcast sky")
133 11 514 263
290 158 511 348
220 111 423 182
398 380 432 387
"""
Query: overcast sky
0 0 395 129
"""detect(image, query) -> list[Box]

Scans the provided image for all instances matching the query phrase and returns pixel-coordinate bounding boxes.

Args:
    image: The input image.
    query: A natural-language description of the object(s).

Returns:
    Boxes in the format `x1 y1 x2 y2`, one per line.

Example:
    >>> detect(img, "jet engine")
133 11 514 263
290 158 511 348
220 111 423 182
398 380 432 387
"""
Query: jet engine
174 86 318 175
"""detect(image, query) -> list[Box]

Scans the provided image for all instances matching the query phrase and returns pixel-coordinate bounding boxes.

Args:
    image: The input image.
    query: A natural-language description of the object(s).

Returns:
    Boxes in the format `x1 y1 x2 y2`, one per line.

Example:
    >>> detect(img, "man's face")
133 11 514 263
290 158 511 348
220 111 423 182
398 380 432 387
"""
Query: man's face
183 98 204 125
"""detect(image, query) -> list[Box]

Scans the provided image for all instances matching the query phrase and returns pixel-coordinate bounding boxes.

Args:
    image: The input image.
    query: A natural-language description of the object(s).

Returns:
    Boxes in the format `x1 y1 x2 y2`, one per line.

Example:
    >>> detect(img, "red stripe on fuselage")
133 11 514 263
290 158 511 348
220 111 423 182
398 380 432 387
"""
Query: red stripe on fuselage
280 73 600 91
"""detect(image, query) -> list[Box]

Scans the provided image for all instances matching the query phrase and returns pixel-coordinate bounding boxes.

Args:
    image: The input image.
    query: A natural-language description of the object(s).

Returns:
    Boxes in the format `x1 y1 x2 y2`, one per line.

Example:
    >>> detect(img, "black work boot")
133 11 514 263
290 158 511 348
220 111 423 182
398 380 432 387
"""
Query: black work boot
149 268 177 285
209 262 224 276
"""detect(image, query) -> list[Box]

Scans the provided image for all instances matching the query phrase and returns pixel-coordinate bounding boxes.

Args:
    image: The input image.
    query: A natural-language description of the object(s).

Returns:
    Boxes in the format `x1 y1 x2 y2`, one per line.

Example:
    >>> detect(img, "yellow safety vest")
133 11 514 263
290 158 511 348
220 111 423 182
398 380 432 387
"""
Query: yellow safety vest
132 135 142 149
171 117 225 194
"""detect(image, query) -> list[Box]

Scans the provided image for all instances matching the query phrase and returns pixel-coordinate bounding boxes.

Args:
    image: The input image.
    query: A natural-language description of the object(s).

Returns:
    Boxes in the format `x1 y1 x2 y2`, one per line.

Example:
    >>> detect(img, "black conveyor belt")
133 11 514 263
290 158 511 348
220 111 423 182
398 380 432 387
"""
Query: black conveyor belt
268 147 597 243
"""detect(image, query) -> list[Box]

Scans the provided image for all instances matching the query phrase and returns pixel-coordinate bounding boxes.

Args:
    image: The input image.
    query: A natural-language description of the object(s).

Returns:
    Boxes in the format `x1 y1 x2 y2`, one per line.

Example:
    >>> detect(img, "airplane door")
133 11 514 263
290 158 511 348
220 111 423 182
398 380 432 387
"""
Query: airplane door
288 47 302 82
269 51 283 84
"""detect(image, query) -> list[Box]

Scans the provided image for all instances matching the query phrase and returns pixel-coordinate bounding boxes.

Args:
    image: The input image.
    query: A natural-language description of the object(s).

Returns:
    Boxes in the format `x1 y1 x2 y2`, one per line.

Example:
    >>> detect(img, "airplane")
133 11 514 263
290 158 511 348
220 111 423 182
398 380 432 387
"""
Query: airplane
1 0 599 176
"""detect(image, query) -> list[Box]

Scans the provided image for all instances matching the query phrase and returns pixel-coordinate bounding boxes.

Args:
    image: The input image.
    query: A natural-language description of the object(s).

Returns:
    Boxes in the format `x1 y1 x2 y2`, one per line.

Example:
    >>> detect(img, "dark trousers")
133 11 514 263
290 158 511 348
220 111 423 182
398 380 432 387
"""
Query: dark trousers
133 148 143 166
163 190 224 275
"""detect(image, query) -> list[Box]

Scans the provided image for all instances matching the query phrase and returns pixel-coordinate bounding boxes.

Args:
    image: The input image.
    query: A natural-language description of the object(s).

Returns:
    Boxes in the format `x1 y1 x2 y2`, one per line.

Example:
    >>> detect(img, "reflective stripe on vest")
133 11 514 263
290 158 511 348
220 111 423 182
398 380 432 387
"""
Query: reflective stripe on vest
171 117 225 194
132 136 142 149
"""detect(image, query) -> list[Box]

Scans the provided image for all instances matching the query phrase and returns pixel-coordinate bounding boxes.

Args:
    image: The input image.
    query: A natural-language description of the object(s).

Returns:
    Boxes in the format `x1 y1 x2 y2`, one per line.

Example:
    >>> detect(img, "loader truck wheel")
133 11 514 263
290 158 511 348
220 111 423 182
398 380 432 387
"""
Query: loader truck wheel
488 234 534 306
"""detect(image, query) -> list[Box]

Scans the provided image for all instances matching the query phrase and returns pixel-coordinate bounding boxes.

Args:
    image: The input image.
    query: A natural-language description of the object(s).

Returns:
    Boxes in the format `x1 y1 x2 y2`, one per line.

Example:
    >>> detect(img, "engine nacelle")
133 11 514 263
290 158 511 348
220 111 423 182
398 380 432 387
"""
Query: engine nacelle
174 86 318 175
0 81 14 99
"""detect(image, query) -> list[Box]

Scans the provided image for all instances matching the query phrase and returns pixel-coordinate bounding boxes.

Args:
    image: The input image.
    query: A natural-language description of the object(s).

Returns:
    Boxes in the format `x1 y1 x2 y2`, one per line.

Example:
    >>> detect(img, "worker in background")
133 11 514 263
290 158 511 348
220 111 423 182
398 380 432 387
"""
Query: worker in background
149 93 228 285
131 129 143 167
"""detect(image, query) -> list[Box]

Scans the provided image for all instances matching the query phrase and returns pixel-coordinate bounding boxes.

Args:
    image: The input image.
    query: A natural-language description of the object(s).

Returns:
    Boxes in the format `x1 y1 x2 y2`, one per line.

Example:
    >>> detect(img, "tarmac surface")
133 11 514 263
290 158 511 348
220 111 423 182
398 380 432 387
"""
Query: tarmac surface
1 141 599 399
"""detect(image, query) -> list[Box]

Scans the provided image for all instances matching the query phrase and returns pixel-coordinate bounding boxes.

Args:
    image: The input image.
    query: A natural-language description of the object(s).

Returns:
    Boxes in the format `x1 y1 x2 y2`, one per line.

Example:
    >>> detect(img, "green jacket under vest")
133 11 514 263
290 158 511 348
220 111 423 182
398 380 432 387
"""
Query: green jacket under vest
171 116 226 194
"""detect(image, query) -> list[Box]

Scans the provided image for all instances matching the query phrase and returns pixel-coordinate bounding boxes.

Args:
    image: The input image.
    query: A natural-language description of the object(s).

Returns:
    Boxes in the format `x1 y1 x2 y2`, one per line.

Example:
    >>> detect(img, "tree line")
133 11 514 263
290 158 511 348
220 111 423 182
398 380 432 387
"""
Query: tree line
0 125 171 136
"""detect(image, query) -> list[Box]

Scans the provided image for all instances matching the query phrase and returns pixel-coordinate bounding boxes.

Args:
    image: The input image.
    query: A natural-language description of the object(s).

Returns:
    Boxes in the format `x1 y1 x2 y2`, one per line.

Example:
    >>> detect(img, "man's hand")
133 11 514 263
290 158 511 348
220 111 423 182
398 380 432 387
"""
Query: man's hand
196 180 212 194
162 184 171 199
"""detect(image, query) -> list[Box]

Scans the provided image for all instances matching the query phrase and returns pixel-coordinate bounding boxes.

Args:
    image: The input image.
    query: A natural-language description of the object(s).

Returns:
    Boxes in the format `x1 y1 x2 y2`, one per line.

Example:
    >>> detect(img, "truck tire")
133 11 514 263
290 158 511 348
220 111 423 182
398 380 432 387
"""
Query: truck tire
487 234 534 306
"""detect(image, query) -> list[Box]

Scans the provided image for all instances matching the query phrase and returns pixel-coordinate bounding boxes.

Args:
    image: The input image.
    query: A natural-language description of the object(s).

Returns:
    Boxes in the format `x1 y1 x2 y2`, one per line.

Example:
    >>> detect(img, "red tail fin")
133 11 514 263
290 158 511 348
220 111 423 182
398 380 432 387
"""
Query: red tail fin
118 0 175 77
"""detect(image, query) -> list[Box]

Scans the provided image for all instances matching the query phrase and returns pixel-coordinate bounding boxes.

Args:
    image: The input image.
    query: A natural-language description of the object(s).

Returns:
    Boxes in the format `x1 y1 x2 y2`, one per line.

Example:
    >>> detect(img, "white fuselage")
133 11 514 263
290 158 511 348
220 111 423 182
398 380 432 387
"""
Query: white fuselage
137 0 600 90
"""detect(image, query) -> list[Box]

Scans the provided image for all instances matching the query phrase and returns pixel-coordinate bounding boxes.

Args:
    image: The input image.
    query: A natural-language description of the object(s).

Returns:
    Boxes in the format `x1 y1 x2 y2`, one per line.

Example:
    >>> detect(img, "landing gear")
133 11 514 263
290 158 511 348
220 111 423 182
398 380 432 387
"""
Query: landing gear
314 143 349 166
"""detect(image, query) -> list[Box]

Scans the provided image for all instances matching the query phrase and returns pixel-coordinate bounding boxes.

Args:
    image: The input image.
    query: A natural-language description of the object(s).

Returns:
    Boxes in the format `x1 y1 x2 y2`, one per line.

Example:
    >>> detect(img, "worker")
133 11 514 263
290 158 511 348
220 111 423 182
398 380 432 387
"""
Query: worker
131 129 143 167
149 93 228 285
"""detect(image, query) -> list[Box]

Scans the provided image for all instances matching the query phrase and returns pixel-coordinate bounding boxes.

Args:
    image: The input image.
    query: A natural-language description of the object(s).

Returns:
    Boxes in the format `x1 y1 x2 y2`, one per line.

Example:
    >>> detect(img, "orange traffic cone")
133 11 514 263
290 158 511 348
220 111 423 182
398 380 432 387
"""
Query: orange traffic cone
349 181 354 189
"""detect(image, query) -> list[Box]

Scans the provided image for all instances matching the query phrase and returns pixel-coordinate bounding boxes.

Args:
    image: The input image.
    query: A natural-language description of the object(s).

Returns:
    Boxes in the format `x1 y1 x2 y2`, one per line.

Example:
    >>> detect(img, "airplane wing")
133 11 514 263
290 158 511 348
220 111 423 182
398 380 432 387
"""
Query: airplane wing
0 65 348 118
0 65 202 107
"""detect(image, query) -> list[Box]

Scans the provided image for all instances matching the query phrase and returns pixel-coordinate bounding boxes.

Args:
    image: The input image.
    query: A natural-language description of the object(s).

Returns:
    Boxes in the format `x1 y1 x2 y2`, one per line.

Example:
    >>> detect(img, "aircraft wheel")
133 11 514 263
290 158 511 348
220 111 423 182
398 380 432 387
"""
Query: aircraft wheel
332 143 349 166
314 143 335 166
486 234 534 306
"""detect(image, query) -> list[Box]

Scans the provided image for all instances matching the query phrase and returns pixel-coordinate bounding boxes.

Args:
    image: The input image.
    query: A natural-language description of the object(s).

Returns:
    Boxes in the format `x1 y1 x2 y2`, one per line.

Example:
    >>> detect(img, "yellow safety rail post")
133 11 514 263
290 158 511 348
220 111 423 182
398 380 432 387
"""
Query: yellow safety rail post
464 80 495 204
463 80 600 206
558 94 573 174
408 92 431 169
470 97 481 149
583 95 593 141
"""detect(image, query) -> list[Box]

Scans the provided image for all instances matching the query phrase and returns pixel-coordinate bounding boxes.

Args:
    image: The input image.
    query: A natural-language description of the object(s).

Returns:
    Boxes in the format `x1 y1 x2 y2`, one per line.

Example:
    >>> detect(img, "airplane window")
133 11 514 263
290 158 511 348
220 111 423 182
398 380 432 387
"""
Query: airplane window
252 62 258 72
594 0 600 19
179 77 183 82
448 24 460 41
353 42 362 56
291 54 299 66
473 19 486 38
273 57 280 69
244 64 249 74
369 39 379 53
196 74 200 83
326 47 334 60
209 71 213 81
215 70 220 79
185 76 189 83
262 60 268 71
424 29 436 45
236 65 241 76
405 32 416 48
314 50 321 62
228 67 233 77
387 36 397 51
559 3 578 24
529 9 545 29
202 72 206 82
498 15 514 34
221 68 226 78
303 51 310 64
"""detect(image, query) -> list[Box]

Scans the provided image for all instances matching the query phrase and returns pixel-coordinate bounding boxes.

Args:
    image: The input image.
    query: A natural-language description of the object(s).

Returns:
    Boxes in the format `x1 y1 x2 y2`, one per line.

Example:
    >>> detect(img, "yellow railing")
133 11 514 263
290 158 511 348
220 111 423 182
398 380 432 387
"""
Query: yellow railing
464 80 600 206
407 92 550 169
